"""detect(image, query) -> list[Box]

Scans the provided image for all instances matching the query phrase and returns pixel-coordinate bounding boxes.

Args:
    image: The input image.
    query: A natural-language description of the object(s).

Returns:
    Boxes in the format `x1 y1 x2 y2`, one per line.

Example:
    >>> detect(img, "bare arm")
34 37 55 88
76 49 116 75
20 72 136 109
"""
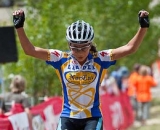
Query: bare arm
25 108 33 130
13 10 48 61
111 10 149 60
112 28 147 60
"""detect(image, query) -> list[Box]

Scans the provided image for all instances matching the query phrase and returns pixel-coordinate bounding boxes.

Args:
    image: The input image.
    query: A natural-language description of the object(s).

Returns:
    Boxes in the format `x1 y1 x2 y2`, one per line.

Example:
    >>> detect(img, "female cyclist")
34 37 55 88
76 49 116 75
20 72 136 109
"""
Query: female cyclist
12 9 149 130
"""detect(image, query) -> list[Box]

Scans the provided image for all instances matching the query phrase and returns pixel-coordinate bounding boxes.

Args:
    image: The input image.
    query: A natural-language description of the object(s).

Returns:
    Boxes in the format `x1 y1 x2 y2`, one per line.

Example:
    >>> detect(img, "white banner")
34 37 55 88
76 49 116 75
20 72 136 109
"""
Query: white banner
32 115 45 130
43 105 60 130
8 112 30 130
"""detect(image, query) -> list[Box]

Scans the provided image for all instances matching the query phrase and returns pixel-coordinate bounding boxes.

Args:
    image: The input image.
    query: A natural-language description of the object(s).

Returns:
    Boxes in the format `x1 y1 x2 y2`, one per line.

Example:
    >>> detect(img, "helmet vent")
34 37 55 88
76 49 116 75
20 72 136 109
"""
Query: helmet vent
66 20 94 44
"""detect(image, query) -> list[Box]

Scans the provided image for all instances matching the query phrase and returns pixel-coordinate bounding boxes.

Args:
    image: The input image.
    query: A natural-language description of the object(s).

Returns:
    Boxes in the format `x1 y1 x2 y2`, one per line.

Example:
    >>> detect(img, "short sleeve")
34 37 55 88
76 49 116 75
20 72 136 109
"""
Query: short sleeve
98 49 114 61
47 49 62 62
22 97 31 108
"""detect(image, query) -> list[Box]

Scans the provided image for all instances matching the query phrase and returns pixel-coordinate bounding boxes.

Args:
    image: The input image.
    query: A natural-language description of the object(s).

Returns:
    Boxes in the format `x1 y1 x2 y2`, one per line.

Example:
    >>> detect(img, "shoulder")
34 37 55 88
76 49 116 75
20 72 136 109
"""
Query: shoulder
48 49 71 61
97 49 115 61
90 51 98 58
62 51 71 58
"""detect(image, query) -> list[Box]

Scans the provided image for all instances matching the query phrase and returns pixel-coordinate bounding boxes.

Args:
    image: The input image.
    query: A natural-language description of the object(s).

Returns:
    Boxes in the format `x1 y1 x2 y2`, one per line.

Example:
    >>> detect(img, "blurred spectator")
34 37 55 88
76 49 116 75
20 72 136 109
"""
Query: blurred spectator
111 66 129 91
119 66 130 92
127 63 141 118
0 75 32 129
0 97 4 114
151 39 160 87
134 65 157 124
100 73 119 95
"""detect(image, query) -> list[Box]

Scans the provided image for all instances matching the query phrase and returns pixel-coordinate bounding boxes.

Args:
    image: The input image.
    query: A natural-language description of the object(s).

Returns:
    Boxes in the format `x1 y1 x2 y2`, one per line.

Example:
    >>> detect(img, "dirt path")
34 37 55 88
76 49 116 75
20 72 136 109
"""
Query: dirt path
129 98 160 130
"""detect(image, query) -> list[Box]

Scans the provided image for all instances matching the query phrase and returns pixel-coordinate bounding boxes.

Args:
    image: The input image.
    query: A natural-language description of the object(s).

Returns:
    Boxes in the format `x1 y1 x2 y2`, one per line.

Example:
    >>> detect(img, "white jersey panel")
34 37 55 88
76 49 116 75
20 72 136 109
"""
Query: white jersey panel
98 49 112 61
49 49 62 62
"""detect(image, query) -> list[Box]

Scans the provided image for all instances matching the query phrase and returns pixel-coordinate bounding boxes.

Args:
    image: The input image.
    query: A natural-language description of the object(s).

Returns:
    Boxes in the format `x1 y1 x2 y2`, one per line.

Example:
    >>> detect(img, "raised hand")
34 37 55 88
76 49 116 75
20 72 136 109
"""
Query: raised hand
13 9 25 29
138 10 149 28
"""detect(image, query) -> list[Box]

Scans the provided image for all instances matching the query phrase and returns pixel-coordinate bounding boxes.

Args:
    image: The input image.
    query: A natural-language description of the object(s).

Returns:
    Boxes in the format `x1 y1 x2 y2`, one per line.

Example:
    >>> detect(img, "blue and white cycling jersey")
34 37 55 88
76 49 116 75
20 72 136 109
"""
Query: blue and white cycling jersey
46 49 116 119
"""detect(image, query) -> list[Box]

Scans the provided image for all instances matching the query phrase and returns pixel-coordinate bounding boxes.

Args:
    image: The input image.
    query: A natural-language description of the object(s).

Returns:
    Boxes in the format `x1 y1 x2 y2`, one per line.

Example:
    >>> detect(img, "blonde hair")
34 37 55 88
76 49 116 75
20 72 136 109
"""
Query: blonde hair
9 75 26 93
139 65 149 76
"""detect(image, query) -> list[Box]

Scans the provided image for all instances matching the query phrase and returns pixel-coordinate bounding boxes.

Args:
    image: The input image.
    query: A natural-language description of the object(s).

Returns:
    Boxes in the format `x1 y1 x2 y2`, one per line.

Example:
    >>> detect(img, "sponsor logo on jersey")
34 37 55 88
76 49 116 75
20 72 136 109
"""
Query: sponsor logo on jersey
65 71 96 85
51 51 60 57
68 65 95 70
100 51 109 57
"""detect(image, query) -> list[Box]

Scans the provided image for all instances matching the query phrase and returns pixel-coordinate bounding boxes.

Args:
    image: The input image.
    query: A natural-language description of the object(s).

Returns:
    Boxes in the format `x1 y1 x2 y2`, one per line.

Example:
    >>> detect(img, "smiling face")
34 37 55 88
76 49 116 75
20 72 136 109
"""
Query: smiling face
69 43 91 65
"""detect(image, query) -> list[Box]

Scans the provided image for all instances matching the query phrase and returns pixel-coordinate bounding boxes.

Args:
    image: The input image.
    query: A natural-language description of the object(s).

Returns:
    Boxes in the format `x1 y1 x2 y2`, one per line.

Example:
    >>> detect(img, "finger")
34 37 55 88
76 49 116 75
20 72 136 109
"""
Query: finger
139 10 149 17
142 11 149 17
13 9 24 16
13 11 19 16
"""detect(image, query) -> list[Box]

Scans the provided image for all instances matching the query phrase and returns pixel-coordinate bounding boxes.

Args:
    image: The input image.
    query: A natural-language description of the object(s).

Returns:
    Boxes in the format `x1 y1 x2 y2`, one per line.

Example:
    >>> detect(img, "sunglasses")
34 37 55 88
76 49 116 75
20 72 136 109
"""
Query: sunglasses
70 44 91 52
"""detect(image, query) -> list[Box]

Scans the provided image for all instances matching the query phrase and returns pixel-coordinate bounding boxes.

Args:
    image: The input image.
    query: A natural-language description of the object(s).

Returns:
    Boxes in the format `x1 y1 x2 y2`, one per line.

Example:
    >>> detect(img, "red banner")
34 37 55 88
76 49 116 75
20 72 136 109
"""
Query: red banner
101 92 134 130
0 94 134 130
31 96 63 130
0 114 12 130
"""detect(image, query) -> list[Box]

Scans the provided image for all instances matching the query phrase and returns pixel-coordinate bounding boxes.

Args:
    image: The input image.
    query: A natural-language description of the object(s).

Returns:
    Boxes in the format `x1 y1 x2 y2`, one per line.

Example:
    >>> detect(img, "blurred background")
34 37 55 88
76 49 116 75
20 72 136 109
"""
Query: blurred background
0 0 160 129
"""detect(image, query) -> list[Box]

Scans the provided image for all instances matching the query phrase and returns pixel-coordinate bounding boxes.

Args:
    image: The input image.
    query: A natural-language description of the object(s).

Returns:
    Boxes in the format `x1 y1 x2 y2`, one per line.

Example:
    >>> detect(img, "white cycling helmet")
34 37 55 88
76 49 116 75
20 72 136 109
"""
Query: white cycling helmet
66 20 94 44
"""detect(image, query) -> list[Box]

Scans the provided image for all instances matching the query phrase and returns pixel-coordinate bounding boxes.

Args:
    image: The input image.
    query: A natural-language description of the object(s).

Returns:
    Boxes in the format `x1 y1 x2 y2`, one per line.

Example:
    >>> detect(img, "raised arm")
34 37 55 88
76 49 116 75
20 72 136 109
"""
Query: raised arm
13 9 49 61
111 10 149 60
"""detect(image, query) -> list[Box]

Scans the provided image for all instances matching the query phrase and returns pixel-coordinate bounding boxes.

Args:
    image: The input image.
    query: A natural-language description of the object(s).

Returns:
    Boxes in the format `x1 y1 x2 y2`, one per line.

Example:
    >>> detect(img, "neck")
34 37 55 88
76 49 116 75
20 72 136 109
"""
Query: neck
78 61 85 66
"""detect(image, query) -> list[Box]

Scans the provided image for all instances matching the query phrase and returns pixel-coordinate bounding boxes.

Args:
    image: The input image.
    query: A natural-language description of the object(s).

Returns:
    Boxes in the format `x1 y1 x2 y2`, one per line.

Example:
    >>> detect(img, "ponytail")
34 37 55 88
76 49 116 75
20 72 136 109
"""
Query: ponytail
90 43 97 56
